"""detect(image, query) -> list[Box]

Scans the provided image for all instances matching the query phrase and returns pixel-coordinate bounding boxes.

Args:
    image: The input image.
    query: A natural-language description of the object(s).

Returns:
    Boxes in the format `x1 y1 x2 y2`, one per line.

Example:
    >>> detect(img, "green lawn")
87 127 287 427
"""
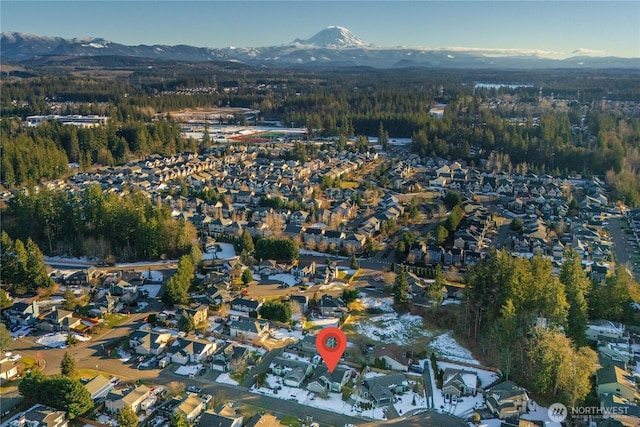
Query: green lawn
104 313 128 328
280 415 302 427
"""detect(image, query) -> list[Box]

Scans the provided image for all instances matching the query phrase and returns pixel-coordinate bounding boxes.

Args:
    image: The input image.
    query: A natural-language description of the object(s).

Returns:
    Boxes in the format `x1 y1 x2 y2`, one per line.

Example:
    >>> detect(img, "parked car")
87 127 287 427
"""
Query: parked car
186 385 201 393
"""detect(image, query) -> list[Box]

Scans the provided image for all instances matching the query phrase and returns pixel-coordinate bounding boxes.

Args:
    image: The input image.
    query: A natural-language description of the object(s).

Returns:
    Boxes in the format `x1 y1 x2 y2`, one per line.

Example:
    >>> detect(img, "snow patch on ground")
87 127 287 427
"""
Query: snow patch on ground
118 348 133 362
36 332 90 348
429 332 478 364
215 372 239 385
355 312 430 345
359 296 394 312
268 274 298 287
140 284 161 298
202 242 237 260
175 364 203 377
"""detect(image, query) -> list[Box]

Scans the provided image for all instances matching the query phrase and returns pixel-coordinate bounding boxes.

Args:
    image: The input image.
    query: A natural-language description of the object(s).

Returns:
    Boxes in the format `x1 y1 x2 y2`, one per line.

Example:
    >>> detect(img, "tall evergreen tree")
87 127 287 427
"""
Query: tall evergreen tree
393 267 409 305
117 406 139 427
559 248 590 346
60 352 77 378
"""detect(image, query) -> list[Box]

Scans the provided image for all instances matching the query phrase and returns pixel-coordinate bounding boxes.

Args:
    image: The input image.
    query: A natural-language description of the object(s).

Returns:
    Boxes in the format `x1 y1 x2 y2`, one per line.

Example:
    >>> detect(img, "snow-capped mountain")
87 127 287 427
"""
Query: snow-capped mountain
292 26 369 48
2 28 638 69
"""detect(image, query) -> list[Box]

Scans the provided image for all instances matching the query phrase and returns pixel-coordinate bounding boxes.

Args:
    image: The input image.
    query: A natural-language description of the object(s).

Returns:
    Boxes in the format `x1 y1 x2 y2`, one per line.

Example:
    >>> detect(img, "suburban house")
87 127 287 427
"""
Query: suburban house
362 373 409 407
245 413 287 427
11 404 68 427
174 394 205 423
38 308 81 332
318 295 348 317
228 319 269 342
599 393 640 427
82 374 114 400
129 330 172 355
230 297 262 314
596 364 640 402
105 384 151 414
197 410 243 427
271 356 314 388
442 368 478 398
586 320 625 342
485 381 530 419
298 334 318 354
210 342 251 373
178 304 208 327
307 366 352 395
288 295 309 314
0 362 19 384
4 301 40 326
171 336 216 365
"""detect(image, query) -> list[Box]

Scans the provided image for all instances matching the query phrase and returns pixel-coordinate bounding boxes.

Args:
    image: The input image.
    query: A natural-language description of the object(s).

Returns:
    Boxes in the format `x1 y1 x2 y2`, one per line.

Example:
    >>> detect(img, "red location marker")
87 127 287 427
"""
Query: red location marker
316 327 347 373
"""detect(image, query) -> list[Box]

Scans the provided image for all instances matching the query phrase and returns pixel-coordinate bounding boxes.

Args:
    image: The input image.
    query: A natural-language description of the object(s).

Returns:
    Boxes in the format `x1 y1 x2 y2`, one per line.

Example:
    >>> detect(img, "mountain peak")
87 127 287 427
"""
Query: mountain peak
293 26 368 48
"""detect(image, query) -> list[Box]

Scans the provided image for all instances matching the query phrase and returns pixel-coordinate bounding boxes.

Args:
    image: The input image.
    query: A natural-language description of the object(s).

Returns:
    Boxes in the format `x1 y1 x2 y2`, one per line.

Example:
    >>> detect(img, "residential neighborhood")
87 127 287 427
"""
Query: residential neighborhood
1 20 640 427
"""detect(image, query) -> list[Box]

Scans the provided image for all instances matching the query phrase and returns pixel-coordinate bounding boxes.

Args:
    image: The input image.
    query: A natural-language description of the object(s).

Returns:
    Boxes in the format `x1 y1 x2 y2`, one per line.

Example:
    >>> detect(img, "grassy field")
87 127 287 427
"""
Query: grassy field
104 313 129 328
339 181 359 189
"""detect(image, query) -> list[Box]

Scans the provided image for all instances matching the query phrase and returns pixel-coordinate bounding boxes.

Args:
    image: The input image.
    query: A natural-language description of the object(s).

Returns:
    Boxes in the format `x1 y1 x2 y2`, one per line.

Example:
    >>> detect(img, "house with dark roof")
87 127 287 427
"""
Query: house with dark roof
129 330 172 355
228 319 269 342
210 342 251 372
171 336 216 365
319 294 348 317
362 373 408 407
38 307 80 332
4 301 39 326
442 368 478 398
288 295 309 314
196 410 243 427
13 404 68 427
306 365 352 395
485 381 530 419
230 297 262 314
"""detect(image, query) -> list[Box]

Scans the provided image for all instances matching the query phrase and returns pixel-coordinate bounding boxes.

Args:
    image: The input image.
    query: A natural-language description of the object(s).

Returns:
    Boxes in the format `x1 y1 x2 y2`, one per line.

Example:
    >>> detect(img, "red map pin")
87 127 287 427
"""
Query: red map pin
316 327 347 373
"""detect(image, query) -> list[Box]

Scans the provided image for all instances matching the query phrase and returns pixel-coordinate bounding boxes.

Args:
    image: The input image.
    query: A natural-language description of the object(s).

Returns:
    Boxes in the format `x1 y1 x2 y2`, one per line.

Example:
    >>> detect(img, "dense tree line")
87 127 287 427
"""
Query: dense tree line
258 300 292 323
254 237 299 263
1 115 195 186
163 255 195 306
1 231 54 295
19 371 93 419
3 185 198 261
2 69 640 203
464 249 639 406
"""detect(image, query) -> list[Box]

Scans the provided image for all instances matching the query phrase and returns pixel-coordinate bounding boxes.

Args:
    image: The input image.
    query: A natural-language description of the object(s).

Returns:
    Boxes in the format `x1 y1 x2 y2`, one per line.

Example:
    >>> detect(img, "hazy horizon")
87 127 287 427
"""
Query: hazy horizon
2 1 639 59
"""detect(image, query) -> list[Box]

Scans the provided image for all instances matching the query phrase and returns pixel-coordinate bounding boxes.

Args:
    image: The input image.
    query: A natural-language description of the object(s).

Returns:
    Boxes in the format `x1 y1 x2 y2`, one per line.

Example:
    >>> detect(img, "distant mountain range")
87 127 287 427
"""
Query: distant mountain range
2 26 639 69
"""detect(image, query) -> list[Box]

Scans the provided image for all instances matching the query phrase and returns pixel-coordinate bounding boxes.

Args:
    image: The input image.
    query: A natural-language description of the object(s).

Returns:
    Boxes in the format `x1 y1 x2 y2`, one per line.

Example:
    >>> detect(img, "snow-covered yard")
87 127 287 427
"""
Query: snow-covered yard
253 373 379 419
359 296 394 313
36 332 90 348
268 274 298 287
318 281 350 291
354 312 430 345
174 364 203 377
429 332 478 364
202 243 237 261
215 372 239 385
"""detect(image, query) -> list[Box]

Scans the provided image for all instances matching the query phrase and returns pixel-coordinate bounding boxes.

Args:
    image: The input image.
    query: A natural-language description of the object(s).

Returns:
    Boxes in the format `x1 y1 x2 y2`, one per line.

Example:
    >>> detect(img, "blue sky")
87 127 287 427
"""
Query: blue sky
2 1 639 58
